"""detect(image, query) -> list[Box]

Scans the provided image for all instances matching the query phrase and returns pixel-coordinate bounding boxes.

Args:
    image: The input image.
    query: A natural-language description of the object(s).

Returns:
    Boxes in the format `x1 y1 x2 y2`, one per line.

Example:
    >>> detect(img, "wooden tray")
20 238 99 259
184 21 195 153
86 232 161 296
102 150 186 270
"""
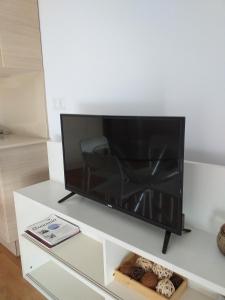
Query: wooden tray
114 254 187 300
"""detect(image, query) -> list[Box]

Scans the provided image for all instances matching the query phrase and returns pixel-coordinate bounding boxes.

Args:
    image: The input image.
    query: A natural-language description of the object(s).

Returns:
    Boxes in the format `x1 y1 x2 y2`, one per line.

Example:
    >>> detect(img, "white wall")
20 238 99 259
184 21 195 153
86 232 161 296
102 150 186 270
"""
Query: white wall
38 0 225 165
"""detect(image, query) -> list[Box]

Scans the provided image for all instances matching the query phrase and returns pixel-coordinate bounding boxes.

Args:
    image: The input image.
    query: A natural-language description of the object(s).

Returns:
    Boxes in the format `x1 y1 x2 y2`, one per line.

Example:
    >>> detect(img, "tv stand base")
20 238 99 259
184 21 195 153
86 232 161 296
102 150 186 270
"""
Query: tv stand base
59 197 192 254
162 227 192 254
58 192 75 203
183 228 192 233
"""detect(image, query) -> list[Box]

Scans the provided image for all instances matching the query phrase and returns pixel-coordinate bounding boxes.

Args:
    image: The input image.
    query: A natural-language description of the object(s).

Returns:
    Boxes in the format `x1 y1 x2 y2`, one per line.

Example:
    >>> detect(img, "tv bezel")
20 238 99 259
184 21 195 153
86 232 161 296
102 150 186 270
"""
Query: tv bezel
60 114 185 236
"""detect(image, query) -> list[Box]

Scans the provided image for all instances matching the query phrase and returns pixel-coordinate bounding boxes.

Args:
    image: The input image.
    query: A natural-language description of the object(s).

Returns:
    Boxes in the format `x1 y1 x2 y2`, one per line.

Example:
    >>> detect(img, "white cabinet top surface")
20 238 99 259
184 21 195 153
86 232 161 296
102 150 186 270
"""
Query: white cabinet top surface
15 180 225 296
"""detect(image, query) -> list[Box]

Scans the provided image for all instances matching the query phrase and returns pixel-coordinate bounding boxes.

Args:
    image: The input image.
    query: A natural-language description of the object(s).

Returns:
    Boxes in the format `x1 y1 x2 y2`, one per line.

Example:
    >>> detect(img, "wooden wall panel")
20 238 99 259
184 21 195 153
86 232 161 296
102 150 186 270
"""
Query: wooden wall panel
0 141 49 247
0 31 42 70
0 0 42 71
0 0 39 29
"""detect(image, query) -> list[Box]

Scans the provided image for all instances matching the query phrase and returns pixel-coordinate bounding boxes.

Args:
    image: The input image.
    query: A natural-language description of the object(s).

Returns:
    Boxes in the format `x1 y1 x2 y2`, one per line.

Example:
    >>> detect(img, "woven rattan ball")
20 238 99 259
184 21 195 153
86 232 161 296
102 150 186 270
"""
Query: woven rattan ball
156 279 175 298
152 263 173 279
135 256 153 271
217 224 225 255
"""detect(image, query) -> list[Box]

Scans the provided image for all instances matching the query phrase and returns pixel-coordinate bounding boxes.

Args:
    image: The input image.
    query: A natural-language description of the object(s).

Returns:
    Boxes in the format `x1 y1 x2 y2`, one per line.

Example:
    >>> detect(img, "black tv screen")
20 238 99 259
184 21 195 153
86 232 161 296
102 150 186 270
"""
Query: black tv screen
61 114 185 235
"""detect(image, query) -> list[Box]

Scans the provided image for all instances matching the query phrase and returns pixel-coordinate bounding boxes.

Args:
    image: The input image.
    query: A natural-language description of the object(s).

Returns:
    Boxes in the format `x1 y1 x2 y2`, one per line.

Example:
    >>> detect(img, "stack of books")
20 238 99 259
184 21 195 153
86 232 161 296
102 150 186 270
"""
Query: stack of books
25 214 80 248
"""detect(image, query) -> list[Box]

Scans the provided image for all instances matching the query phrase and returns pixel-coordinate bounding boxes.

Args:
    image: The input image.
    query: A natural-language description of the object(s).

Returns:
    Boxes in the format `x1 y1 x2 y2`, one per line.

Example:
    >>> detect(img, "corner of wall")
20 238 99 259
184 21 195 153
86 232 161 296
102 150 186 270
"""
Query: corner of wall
47 140 64 184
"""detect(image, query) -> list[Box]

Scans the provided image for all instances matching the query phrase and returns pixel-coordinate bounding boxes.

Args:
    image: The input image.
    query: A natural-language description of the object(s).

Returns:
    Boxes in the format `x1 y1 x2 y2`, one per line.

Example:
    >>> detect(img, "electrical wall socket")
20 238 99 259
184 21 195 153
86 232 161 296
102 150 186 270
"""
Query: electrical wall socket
52 97 66 111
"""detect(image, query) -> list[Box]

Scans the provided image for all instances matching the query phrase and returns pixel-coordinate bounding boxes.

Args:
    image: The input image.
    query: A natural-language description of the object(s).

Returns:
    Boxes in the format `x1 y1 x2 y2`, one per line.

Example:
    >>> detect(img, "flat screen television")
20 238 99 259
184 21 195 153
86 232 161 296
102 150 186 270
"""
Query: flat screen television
60 114 186 253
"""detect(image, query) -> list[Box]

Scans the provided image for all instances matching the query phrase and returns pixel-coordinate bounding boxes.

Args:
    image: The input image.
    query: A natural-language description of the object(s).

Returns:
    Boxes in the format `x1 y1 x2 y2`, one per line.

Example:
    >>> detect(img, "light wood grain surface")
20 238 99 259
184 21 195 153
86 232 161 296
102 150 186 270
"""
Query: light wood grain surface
0 135 47 150
0 243 46 300
0 141 49 254
0 0 42 73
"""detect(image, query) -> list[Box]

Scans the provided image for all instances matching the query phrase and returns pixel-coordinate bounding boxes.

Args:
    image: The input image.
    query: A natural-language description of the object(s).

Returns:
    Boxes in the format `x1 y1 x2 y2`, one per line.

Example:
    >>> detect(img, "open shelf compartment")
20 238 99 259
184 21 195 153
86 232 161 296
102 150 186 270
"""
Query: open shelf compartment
22 232 216 300
103 239 215 300
23 231 105 286
27 261 104 300
19 236 105 300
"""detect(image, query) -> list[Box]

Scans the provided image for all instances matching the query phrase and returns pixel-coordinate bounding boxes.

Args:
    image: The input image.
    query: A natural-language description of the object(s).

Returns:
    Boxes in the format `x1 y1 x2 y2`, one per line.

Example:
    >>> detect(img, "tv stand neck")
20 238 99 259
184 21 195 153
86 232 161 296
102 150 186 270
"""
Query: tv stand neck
162 231 171 254
58 192 76 203
162 223 191 254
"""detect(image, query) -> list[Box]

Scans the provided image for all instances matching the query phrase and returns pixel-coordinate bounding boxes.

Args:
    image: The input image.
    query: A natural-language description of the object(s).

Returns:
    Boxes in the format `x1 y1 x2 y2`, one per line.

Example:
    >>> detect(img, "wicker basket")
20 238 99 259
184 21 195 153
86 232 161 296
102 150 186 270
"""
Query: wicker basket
114 254 187 300
217 224 225 255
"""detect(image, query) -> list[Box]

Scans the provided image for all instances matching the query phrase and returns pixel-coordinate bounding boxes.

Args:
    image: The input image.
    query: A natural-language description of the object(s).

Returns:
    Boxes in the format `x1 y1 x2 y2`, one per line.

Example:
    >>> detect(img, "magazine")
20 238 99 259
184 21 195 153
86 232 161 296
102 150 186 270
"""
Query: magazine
26 214 80 247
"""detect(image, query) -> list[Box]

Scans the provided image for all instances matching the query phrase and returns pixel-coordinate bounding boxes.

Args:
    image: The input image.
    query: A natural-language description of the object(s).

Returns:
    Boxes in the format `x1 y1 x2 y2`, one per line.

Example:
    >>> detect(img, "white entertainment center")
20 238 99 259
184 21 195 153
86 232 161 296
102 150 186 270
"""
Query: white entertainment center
14 141 225 300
